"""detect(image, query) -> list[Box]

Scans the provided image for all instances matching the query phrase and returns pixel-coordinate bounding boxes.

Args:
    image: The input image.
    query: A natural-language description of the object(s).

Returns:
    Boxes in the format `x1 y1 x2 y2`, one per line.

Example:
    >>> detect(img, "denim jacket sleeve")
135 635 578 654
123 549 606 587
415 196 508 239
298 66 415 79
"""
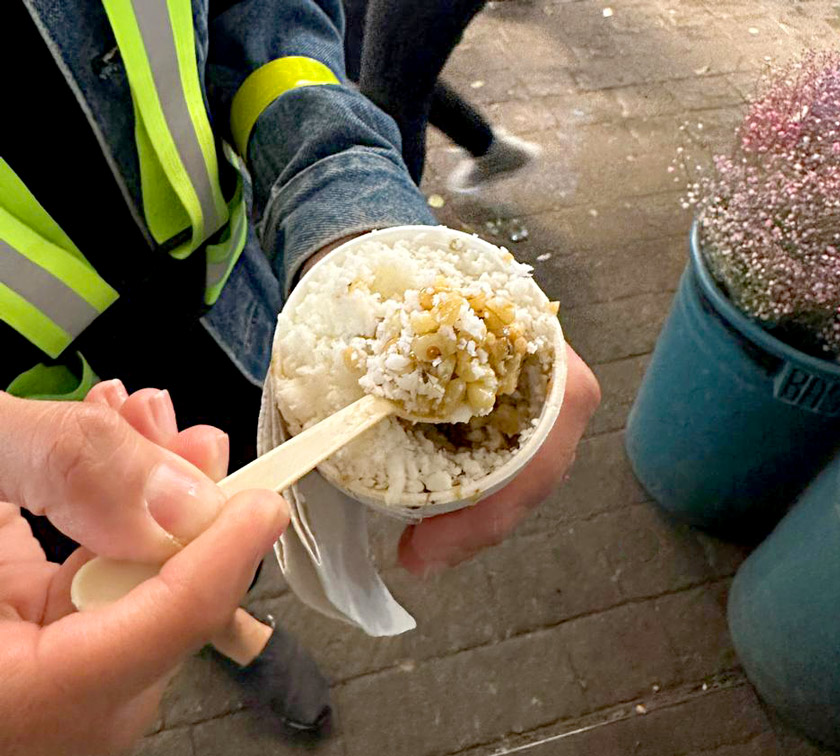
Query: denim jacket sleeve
206 0 437 295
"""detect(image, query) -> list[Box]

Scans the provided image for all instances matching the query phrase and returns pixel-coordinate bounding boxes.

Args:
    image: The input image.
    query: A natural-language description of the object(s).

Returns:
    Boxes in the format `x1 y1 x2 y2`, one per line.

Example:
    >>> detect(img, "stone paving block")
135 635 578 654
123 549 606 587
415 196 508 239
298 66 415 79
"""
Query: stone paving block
627 114 697 155
600 503 712 599
493 22 579 71
682 105 748 155
542 90 620 127
519 430 650 536
521 68 579 99
560 600 680 707
450 69 524 107
688 732 780 756
523 194 691 258
588 354 650 437
132 728 194 756
573 53 684 91
483 686 771 756
694 531 752 580
555 129 680 203
655 582 738 684
545 235 687 309
485 524 622 634
485 99 559 134
337 630 586 756
250 556 501 684
547 1 630 46
663 73 746 111
161 652 247 727
191 710 345 756
561 291 675 365
613 84 684 120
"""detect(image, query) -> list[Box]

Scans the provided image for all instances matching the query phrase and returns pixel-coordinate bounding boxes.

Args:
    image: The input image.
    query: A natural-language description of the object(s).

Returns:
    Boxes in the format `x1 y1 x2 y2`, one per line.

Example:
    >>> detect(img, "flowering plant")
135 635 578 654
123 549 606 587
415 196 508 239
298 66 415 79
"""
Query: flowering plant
683 50 840 359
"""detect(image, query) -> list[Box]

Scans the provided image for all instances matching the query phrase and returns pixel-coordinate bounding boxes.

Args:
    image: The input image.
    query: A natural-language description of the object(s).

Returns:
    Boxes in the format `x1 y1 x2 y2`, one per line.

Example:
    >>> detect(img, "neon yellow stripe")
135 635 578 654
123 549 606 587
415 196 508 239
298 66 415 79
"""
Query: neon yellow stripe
0 281 71 358
167 0 228 227
0 207 118 311
134 92 191 245
101 0 205 249
0 158 84 261
6 354 98 401
230 57 340 158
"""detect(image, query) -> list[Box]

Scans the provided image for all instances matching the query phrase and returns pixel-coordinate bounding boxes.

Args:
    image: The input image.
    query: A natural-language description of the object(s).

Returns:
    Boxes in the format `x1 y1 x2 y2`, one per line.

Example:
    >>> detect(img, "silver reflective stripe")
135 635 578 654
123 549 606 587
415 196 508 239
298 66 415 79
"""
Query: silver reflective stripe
0 240 100 338
205 201 247 289
132 0 224 241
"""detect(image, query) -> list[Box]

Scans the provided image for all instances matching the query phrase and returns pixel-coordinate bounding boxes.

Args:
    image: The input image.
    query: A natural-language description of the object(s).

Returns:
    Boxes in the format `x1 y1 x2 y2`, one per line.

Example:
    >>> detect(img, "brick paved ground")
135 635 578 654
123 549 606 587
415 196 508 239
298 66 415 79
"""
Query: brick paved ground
136 2 840 755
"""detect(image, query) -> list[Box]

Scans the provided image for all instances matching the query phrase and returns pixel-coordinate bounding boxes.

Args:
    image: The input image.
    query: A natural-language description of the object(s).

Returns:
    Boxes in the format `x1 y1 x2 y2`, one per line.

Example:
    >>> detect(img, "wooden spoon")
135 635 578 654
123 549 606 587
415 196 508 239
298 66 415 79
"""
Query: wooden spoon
69 394 414 664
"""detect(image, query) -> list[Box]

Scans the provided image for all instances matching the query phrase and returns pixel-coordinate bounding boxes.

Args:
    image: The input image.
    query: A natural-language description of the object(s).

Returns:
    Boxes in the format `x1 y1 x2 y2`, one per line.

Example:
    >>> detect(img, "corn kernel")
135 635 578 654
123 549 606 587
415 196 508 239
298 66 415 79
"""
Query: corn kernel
436 295 465 327
486 297 516 325
343 346 363 372
433 355 457 382
442 378 467 408
483 310 505 334
456 350 482 382
467 382 496 413
410 310 438 335
547 300 560 316
419 288 435 310
412 332 455 361
467 292 487 313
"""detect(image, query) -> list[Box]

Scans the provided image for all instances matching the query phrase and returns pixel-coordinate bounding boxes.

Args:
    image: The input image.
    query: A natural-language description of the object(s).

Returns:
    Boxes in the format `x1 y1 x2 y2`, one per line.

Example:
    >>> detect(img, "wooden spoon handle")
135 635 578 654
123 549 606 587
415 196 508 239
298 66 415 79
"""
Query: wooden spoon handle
218 393 395 496
70 394 396 666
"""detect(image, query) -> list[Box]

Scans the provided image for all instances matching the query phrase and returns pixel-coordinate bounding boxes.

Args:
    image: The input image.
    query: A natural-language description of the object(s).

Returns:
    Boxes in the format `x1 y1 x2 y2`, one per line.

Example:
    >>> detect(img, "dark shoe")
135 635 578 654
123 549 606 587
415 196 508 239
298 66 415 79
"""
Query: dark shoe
214 621 332 739
448 130 541 193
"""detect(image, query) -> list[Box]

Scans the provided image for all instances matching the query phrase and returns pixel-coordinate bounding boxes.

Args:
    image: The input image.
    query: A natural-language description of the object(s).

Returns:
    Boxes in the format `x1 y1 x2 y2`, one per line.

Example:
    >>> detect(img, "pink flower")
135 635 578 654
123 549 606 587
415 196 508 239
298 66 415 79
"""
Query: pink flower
678 50 840 358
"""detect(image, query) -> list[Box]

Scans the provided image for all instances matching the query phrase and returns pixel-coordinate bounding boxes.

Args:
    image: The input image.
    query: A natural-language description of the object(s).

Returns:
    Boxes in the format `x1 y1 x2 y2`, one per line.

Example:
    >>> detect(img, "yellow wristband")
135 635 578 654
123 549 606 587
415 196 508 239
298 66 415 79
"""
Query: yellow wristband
231 56 340 158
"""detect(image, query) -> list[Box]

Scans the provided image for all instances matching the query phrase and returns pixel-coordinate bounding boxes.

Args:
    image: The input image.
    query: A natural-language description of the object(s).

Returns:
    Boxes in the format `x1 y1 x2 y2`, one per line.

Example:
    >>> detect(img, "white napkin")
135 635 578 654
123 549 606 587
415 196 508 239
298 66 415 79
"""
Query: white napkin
257 377 416 637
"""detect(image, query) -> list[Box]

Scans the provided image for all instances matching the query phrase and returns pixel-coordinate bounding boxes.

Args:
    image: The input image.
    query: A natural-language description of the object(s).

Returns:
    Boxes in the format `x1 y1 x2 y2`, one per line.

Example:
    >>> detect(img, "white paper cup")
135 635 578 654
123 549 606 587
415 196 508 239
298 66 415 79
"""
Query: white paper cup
270 225 567 521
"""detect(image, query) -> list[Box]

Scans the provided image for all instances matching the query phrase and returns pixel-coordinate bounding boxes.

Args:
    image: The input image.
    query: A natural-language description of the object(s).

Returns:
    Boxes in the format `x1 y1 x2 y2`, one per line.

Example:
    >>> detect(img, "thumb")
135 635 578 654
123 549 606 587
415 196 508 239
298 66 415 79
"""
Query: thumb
0 392 227 563
37 488 289 697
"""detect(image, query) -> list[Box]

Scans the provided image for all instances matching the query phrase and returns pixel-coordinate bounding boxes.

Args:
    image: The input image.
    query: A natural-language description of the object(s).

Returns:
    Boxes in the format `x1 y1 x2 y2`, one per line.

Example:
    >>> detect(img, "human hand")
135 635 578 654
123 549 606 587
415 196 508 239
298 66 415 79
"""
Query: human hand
397 345 600 576
0 384 289 756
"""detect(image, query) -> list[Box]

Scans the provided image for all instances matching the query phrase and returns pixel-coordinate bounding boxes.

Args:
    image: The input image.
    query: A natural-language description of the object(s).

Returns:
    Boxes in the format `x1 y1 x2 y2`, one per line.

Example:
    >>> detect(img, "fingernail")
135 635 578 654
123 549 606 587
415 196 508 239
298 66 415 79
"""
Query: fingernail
208 431 230 482
99 379 129 408
145 460 227 544
150 390 178 439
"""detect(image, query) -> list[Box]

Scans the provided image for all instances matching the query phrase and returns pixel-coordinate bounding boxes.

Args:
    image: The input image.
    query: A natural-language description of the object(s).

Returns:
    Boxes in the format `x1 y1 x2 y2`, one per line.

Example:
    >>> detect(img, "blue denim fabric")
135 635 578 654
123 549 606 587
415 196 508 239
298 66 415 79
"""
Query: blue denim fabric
24 0 436 386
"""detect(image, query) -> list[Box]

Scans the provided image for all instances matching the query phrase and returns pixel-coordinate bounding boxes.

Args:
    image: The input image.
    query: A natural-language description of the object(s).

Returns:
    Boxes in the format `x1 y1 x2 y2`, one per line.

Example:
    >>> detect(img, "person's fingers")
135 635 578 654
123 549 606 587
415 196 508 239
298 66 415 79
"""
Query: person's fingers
84 379 129 411
167 426 230 483
115 390 229 481
36 488 289 696
399 345 600 576
0 392 228 563
117 389 179 447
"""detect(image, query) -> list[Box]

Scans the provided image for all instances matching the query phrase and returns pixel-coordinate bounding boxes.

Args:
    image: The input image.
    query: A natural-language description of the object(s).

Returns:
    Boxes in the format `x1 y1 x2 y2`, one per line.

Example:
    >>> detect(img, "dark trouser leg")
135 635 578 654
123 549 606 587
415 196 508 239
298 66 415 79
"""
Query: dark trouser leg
355 0 488 183
342 0 366 82
429 80 495 157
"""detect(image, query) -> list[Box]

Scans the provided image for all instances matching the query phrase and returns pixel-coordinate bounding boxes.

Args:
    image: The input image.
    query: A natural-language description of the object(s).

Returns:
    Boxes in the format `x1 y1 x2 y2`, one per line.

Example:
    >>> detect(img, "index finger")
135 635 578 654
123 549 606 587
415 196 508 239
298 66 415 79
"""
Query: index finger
35 488 288 697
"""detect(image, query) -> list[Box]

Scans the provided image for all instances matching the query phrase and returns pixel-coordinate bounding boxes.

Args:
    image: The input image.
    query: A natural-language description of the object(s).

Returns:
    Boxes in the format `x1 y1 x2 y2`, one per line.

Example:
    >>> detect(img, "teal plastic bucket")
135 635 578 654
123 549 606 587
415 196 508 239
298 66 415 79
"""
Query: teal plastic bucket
625 222 840 538
728 454 840 748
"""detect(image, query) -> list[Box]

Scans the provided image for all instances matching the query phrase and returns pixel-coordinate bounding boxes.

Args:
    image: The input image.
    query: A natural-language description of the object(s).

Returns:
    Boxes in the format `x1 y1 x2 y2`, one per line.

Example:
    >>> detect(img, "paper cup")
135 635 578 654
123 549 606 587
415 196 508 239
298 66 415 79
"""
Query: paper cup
270 225 567 521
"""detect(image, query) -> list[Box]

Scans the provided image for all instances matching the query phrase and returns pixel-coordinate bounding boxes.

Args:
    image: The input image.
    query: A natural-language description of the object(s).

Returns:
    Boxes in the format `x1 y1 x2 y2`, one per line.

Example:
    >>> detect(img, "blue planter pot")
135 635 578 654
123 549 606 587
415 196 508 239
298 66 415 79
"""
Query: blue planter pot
625 222 840 538
728 454 840 749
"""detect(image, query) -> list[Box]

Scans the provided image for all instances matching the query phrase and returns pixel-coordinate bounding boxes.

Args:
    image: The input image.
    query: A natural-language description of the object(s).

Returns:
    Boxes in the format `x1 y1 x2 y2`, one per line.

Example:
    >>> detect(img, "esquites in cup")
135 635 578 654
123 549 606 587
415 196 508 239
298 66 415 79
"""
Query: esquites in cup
270 227 566 519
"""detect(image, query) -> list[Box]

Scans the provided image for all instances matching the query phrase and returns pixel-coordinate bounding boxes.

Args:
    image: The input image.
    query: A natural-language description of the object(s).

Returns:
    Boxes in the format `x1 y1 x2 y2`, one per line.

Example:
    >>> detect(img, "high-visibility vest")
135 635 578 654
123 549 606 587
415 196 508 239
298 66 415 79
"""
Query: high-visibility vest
1 0 338 398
